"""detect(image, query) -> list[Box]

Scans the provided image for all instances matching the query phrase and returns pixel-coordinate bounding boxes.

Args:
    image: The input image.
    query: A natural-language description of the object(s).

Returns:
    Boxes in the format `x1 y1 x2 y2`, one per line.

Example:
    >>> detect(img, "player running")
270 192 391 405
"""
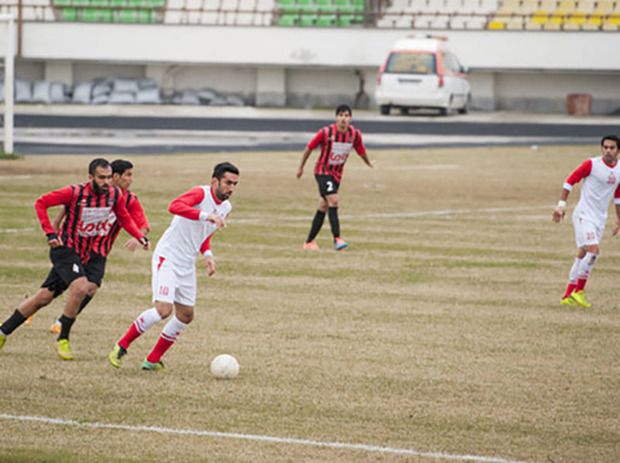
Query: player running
296 104 374 251
553 135 620 307
108 162 239 371
45 159 150 334
0 158 149 359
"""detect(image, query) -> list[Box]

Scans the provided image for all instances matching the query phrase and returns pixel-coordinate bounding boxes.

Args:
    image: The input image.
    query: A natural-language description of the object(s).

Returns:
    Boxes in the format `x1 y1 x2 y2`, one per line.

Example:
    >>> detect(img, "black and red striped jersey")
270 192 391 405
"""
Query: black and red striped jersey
91 190 149 257
34 182 145 263
307 123 366 183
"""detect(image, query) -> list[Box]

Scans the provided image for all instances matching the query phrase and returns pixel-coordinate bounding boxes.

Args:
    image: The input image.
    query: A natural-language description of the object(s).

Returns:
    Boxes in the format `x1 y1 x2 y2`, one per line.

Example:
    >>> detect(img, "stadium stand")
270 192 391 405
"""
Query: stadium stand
0 0 618 28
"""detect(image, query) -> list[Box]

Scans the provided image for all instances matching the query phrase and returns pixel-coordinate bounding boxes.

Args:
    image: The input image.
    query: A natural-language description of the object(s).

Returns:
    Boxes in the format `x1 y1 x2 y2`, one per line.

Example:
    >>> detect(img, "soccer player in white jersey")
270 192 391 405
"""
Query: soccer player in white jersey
108 162 240 371
553 135 620 308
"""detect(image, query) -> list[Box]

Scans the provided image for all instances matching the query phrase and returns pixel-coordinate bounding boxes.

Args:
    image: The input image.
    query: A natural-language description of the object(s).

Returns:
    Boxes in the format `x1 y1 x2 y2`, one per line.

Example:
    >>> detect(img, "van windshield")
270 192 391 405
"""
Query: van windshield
384 52 436 75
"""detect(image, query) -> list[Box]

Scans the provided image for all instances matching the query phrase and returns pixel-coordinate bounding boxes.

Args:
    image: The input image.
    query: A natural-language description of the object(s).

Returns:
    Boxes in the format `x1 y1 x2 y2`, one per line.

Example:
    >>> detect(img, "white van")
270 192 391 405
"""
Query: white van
375 34 470 116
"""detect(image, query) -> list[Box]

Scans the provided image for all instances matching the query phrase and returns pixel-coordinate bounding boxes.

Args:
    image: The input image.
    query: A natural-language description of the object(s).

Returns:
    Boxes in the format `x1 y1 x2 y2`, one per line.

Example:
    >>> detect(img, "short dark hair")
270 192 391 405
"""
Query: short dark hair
111 159 133 176
212 162 240 180
601 135 620 149
336 104 352 116
89 158 110 175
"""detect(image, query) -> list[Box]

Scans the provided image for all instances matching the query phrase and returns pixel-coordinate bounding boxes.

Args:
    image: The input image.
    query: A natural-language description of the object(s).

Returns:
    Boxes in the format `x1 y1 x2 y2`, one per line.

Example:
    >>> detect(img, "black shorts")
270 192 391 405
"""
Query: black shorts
315 174 340 197
41 247 107 298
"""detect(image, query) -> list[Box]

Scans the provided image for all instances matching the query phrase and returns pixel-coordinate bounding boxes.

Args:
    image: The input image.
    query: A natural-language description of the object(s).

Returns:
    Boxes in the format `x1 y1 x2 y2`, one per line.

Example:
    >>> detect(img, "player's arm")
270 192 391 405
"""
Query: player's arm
112 194 149 250
169 187 225 229
200 236 215 277
612 186 620 237
297 130 322 179
34 186 74 248
354 132 374 168
296 147 313 179
52 208 66 233
553 160 591 223
124 197 151 252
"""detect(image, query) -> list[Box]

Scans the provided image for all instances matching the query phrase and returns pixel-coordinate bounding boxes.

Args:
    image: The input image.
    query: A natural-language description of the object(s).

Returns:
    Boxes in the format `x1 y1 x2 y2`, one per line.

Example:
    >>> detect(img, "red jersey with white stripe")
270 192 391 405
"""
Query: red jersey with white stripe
155 186 231 267
564 156 620 225
91 190 149 257
34 182 145 263
308 123 366 183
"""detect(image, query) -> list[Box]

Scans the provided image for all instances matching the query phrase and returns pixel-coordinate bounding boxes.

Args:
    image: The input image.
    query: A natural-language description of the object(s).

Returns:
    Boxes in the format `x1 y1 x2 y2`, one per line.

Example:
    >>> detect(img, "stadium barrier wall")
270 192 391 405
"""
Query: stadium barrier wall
3 23 620 113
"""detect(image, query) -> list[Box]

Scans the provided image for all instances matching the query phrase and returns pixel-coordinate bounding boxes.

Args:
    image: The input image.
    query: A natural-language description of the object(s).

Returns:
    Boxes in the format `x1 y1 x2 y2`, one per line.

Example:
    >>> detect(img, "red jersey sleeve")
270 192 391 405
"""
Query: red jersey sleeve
168 187 206 221
112 188 144 241
565 160 592 186
353 129 367 156
128 196 150 232
34 185 74 235
200 235 212 255
307 129 325 150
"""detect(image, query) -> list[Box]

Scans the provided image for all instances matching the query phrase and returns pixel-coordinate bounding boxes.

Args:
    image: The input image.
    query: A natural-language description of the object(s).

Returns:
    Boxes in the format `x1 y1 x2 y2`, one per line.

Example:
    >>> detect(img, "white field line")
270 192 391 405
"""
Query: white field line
0 206 550 233
0 413 530 463
232 205 550 224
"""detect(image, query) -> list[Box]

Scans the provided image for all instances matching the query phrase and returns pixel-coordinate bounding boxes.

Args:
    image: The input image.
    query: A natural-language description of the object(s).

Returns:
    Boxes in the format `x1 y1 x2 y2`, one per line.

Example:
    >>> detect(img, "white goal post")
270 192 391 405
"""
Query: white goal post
0 14 14 155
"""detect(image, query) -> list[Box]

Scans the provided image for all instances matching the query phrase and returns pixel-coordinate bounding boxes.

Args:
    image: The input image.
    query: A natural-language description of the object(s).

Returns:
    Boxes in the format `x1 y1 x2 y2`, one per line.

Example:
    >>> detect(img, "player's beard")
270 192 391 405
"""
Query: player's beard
214 182 232 201
92 180 109 195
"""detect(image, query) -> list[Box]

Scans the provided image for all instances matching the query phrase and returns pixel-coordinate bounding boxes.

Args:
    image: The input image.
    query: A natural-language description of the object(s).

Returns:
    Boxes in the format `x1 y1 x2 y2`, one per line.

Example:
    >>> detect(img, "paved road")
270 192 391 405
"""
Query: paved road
7 106 620 154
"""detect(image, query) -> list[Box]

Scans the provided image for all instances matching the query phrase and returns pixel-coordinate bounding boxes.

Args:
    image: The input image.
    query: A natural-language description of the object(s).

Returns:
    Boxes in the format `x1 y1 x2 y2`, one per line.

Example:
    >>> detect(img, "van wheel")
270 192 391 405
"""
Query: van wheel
439 107 449 116
458 94 471 115
399 107 408 115
380 105 391 115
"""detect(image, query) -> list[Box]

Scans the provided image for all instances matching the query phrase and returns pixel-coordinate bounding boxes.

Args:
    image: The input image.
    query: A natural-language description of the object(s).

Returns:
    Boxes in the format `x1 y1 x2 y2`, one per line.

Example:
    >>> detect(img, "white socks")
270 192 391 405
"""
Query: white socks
160 315 188 343
134 307 163 334
577 252 597 280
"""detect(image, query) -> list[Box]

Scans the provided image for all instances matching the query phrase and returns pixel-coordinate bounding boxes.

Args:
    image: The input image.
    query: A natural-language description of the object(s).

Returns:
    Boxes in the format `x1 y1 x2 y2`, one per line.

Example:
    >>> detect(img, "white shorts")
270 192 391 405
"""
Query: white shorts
151 253 196 307
572 214 604 248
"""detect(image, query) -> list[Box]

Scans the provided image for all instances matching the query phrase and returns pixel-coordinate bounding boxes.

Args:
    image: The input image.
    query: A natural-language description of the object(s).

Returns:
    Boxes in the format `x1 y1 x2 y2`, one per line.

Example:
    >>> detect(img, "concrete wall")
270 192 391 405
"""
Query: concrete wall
2 22 619 113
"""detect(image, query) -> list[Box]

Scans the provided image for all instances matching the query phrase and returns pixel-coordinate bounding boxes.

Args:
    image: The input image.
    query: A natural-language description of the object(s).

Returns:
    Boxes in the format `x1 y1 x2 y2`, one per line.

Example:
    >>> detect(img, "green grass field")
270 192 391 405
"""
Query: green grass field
0 147 619 462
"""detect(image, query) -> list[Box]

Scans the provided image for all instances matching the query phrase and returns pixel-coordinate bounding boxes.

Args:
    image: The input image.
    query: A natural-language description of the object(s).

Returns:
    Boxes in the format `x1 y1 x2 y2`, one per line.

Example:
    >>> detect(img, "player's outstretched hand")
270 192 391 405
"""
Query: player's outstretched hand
296 167 304 179
124 238 139 252
207 214 226 229
139 236 151 250
552 206 566 223
612 218 620 237
47 233 63 248
205 255 216 277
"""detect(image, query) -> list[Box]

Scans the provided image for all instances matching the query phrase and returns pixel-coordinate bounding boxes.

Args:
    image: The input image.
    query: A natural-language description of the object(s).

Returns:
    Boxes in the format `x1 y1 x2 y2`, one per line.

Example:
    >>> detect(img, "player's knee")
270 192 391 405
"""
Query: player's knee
587 244 600 255
70 280 91 299
85 283 98 297
34 289 54 308
155 302 173 319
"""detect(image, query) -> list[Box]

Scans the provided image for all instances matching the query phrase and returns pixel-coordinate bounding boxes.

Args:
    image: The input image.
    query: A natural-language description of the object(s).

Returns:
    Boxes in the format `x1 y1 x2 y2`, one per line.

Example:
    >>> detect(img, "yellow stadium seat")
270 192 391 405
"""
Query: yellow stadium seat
531 8 548 21
566 9 587 26
525 18 544 26
487 19 506 28
581 10 603 28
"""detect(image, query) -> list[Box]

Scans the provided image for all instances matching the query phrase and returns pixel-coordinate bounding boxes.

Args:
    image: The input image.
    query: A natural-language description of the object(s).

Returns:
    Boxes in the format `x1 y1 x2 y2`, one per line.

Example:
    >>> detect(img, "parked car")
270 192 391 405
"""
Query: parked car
375 34 470 116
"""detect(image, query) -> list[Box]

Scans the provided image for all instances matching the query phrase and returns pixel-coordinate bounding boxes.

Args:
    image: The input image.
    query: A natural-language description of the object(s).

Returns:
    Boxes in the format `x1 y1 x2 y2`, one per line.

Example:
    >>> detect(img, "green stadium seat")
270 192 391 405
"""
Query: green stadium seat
298 0 316 12
300 12 316 25
118 8 138 21
316 13 336 25
110 0 128 7
53 0 72 6
316 0 335 13
128 0 144 7
337 13 353 25
100 8 113 21
72 0 89 6
61 7 78 20
81 7 100 21
279 0 297 13
90 0 109 6
334 0 353 13
278 13 297 25
148 0 165 7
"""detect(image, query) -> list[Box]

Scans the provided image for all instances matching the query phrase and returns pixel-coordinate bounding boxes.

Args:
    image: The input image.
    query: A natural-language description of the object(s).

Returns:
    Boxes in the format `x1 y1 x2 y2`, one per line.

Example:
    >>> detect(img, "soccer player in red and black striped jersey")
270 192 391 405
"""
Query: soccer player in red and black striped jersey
296 104 374 251
0 158 149 360
47 159 150 334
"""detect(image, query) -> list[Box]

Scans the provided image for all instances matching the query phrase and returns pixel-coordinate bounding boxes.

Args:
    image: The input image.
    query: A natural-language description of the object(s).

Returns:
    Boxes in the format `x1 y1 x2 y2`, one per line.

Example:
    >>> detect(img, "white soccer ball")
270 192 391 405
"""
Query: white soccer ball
210 354 240 379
